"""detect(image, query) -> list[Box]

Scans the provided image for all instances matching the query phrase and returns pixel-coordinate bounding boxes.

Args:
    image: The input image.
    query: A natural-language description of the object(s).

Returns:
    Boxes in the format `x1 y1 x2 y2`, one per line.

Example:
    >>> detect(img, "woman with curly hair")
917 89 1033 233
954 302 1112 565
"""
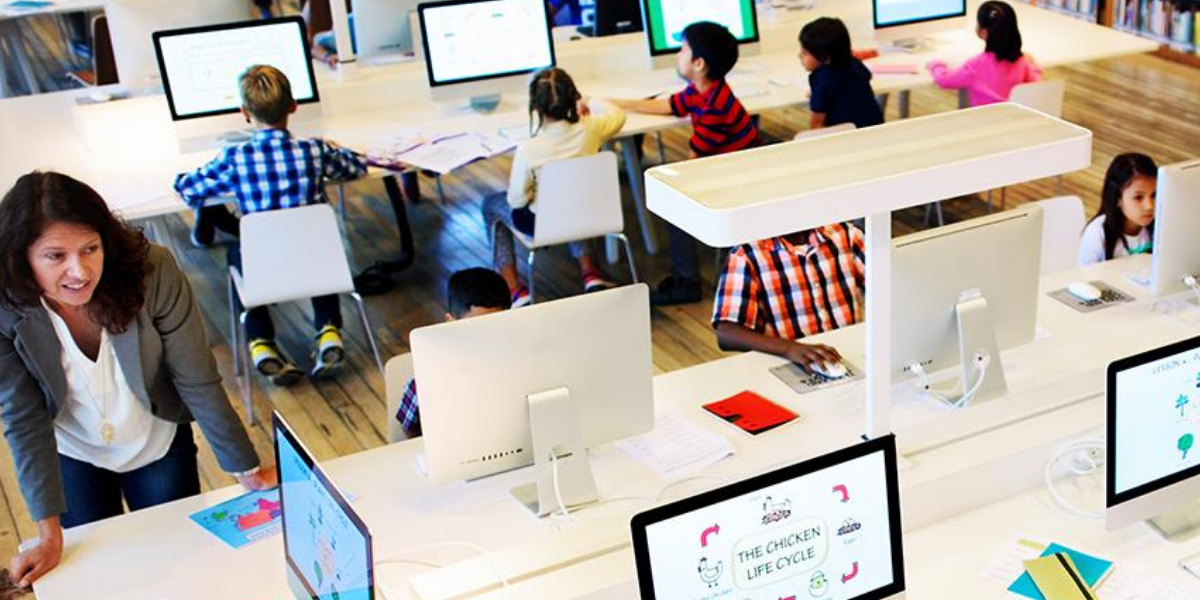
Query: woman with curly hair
0 171 277 588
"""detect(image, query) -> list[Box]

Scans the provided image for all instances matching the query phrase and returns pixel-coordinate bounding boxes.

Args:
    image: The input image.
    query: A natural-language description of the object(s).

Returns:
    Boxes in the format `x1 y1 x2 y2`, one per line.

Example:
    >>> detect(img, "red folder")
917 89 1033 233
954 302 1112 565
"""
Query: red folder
703 391 798 435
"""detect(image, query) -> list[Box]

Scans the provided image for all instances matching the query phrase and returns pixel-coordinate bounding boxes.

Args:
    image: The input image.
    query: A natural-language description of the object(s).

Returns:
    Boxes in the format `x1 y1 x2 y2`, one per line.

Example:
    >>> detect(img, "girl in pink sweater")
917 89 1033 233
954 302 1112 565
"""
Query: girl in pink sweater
927 1 1043 106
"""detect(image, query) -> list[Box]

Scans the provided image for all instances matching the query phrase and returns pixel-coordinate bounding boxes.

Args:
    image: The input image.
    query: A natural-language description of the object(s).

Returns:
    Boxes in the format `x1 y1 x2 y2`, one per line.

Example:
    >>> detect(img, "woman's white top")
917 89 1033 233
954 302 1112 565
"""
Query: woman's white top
1077 215 1152 267
45 301 175 473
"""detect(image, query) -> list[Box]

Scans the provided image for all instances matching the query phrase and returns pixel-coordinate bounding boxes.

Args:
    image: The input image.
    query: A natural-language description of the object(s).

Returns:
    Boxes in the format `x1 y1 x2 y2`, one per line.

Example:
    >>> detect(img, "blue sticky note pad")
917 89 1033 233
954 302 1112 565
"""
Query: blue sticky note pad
1008 543 1113 600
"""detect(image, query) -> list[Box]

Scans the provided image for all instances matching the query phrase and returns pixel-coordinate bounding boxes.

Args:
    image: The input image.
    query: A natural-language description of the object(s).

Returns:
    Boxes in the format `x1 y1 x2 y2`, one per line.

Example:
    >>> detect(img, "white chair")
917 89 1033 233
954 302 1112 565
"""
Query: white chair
792 122 856 141
498 151 638 302
384 354 415 443
1010 80 1066 118
1033 195 1086 275
227 203 384 423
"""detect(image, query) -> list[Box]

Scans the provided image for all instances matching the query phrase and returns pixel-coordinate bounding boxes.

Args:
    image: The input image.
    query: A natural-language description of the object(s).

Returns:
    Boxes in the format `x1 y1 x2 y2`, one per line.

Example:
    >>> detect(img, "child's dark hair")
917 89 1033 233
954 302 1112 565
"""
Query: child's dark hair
1096 152 1158 260
978 1 1023 62
528 67 582 136
447 268 512 318
682 21 739 81
799 17 852 68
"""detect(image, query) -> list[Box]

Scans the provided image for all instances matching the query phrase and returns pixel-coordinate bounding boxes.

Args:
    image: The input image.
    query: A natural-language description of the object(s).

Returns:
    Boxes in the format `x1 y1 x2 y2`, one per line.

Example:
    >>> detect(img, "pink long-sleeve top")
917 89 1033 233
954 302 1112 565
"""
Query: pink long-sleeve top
928 52 1044 107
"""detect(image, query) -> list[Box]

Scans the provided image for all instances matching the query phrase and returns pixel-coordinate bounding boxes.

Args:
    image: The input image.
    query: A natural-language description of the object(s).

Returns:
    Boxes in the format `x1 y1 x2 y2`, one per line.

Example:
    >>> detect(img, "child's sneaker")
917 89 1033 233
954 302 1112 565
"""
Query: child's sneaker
310 325 345 380
582 270 616 293
511 285 532 308
249 339 303 386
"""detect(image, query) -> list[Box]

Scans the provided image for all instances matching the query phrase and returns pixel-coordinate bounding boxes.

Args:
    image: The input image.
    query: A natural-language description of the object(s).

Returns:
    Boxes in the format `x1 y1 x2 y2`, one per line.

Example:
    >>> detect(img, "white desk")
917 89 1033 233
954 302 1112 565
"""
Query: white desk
32 256 1200 600
0 1 1155 252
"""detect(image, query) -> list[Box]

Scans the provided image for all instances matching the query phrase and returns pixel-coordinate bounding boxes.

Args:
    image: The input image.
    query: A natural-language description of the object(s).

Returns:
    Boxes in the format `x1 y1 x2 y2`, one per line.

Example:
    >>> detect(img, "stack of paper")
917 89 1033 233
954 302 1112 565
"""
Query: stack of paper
616 413 735 479
369 129 515 175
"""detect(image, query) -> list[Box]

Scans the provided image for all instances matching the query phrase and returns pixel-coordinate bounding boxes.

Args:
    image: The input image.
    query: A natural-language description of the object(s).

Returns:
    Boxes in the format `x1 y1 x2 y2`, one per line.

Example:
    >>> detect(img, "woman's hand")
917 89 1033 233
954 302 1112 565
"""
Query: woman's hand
9 517 63 589
236 465 279 491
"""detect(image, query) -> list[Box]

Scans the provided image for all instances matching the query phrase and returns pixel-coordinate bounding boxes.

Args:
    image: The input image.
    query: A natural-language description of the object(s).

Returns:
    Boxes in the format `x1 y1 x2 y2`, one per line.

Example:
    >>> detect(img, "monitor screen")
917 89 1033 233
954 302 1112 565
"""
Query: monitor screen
873 0 967 28
1108 336 1200 506
642 0 758 56
154 17 319 121
275 413 374 600
418 0 556 87
631 436 905 600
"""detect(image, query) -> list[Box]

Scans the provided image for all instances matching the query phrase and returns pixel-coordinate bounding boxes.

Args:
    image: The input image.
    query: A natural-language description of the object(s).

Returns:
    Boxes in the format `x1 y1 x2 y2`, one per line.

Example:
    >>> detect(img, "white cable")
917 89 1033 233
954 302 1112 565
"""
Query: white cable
909 353 991 409
376 541 517 600
549 450 573 524
1044 437 1107 520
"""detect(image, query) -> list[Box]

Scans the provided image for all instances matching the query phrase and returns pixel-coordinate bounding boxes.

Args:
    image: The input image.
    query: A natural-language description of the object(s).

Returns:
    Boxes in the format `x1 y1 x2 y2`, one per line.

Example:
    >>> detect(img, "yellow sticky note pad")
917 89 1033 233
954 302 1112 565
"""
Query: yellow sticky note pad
1023 553 1097 600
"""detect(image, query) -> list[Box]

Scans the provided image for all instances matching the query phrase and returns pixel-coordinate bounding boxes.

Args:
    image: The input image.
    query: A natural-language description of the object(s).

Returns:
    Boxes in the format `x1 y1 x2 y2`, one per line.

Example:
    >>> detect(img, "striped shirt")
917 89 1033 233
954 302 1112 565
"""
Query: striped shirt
173 128 367 215
669 79 759 157
394 378 421 437
713 223 865 340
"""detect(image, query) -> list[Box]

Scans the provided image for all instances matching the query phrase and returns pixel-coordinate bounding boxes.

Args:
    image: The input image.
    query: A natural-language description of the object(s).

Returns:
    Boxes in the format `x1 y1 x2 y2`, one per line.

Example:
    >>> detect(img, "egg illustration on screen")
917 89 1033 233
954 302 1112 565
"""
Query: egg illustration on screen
809 571 829 597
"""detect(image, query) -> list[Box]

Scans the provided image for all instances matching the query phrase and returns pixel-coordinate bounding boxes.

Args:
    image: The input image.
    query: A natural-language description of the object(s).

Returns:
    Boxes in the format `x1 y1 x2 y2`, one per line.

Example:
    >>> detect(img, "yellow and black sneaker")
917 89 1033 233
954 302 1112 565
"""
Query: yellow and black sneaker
249 338 303 386
310 325 345 380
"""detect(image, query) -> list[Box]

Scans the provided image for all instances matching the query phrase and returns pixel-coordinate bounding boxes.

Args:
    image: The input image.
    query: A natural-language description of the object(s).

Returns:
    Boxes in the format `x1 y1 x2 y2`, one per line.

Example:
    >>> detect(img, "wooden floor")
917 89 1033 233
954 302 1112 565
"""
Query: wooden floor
2 30 1200 586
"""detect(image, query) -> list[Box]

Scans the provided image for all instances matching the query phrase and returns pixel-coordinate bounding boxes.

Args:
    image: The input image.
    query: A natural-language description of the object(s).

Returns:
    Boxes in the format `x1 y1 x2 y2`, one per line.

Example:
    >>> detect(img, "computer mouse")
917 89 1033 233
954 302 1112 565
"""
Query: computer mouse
810 361 848 380
1067 281 1103 302
88 90 112 103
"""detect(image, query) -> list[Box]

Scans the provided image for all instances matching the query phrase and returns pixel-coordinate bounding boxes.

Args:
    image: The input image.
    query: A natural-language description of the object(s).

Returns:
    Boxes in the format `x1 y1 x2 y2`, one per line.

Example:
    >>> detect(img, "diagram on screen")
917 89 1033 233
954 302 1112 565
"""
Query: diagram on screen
662 0 746 45
285 474 370 600
188 489 282 549
428 1 552 81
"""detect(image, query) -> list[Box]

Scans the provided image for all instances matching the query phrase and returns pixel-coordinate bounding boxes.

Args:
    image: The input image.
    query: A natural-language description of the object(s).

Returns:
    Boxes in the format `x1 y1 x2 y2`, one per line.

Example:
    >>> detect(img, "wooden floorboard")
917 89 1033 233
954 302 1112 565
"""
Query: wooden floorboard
3 19 1200 588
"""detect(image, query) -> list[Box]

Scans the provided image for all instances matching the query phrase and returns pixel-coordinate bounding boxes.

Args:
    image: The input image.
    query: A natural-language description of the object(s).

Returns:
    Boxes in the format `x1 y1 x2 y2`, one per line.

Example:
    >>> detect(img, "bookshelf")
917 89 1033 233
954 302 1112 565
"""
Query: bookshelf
1018 0 1103 22
1017 0 1200 67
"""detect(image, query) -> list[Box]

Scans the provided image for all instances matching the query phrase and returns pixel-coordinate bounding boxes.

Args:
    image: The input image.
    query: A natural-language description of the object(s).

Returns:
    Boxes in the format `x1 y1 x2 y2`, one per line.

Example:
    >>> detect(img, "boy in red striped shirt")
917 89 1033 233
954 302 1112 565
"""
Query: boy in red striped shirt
613 21 760 305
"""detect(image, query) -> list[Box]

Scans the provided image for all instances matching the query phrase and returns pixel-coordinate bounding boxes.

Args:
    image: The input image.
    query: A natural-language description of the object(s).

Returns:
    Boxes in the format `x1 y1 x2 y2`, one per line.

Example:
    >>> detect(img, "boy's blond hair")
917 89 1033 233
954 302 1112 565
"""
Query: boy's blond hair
239 65 294 125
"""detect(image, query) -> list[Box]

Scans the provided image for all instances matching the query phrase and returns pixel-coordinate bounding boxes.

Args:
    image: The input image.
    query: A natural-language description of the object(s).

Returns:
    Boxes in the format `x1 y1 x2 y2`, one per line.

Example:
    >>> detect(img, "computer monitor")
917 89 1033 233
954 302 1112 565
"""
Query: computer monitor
631 435 906 600
1106 335 1200 541
640 0 760 70
104 0 248 90
352 0 422 60
410 284 654 515
274 412 375 600
1150 160 1200 299
872 0 968 50
417 0 556 112
578 0 644 37
153 17 319 121
891 206 1043 406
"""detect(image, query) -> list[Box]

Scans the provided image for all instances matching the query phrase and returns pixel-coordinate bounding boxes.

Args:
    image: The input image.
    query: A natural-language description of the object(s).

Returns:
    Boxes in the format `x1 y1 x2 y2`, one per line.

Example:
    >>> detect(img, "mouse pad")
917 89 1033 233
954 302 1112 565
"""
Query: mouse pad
769 360 864 395
1048 280 1134 313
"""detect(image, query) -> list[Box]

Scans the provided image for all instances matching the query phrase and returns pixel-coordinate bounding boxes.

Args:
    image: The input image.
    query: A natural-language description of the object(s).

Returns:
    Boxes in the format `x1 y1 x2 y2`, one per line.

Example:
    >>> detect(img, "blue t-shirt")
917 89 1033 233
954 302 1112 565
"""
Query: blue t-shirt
808 59 884 129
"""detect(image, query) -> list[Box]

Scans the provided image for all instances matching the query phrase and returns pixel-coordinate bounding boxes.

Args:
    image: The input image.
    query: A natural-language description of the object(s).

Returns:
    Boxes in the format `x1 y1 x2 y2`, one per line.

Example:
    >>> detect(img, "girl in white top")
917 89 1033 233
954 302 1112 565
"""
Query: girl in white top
1078 153 1157 266
482 67 627 307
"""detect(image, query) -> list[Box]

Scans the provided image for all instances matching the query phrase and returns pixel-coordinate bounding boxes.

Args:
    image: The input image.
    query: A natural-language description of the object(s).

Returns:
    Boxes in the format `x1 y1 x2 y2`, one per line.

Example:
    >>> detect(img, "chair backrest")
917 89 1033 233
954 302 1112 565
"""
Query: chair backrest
1009 80 1066 119
1034 195 1086 275
239 204 355 306
793 122 856 141
93 15 118 85
384 353 415 443
531 151 623 248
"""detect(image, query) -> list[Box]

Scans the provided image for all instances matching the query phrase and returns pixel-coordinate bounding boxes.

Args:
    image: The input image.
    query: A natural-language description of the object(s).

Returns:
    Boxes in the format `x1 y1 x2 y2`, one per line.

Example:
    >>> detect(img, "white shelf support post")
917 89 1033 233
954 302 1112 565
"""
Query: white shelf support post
865 211 892 439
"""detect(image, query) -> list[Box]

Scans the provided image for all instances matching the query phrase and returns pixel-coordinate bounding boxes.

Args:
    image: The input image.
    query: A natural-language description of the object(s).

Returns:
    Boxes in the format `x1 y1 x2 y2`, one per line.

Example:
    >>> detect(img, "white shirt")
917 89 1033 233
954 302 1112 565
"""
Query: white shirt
1077 215 1152 267
45 301 175 473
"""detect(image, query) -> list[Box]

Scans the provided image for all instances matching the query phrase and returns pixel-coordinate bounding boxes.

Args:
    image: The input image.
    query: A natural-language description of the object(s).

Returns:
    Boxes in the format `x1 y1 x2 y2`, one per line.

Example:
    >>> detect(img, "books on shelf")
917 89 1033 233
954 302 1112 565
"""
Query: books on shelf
1020 0 1099 20
1117 0 1199 52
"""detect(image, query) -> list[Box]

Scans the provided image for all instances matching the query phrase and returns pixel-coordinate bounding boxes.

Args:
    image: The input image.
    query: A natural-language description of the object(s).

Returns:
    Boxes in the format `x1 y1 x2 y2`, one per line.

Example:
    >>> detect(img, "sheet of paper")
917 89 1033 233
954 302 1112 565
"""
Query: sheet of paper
616 413 735 479
980 535 1048 586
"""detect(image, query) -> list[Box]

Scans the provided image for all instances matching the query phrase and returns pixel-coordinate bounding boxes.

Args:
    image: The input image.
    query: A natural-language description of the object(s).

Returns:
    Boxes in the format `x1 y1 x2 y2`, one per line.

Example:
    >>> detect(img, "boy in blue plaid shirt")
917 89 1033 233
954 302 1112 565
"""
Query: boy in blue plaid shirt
174 65 367 384
395 268 512 437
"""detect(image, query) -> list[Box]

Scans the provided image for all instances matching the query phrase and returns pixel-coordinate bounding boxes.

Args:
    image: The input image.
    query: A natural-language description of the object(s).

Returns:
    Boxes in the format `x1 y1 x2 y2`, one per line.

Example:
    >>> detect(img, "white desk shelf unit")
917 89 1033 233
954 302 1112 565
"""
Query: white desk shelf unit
644 103 1093 439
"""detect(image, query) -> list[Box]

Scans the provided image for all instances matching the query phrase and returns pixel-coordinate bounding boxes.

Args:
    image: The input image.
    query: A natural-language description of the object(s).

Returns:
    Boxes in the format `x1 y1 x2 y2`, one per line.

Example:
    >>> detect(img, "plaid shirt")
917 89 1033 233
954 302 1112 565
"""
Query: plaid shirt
669 79 759 157
173 129 366 214
713 223 865 340
395 378 421 437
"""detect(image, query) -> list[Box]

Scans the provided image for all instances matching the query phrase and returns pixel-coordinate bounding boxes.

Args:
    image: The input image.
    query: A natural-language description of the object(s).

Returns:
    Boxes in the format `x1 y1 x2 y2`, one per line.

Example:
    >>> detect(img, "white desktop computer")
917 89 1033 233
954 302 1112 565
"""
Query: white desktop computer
1107 335 1200 541
274 412 376 600
891 206 1043 406
104 0 247 91
872 0 968 51
1150 160 1200 299
352 0 422 61
410 284 654 516
417 0 556 112
152 17 321 151
640 0 760 70
630 435 906 600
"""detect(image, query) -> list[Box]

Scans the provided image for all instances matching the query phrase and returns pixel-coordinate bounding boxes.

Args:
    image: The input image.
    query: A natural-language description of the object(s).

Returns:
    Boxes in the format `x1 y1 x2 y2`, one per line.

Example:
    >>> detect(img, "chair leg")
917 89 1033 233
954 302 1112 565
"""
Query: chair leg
337 183 348 226
527 249 537 304
350 292 385 379
238 311 255 426
612 234 639 283
228 276 242 377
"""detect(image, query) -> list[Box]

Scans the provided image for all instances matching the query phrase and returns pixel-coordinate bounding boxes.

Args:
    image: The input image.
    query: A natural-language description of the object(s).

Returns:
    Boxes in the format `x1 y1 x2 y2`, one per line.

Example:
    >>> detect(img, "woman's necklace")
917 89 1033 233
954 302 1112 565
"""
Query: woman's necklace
95 336 115 445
